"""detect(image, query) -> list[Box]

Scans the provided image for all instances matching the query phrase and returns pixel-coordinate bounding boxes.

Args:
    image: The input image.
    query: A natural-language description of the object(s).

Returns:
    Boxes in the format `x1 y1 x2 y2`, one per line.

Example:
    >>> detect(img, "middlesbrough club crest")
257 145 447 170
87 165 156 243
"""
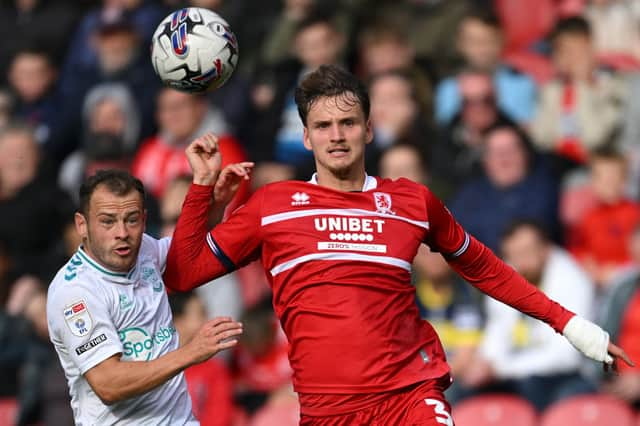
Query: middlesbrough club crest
373 192 395 215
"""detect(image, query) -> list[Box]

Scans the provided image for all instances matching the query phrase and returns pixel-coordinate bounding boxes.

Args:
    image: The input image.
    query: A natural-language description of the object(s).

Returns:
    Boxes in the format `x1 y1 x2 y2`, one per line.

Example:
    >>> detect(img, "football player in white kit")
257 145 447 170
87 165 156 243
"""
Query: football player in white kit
46 169 247 425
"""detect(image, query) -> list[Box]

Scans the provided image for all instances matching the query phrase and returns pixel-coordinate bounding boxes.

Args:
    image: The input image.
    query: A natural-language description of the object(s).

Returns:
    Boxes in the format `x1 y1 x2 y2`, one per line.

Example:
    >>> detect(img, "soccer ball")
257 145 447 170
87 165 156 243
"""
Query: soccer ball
150 7 239 93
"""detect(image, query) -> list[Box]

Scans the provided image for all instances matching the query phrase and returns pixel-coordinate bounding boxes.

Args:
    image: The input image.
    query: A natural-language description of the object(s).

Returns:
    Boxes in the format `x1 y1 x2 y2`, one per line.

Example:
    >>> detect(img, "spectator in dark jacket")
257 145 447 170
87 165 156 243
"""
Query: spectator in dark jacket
449 124 559 253
59 12 161 152
0 122 72 279
7 48 70 163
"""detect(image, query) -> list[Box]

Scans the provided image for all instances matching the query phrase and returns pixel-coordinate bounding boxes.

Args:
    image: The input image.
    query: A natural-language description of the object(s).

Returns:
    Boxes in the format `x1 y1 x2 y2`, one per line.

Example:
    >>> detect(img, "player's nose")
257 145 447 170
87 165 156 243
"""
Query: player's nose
329 122 345 142
114 221 129 239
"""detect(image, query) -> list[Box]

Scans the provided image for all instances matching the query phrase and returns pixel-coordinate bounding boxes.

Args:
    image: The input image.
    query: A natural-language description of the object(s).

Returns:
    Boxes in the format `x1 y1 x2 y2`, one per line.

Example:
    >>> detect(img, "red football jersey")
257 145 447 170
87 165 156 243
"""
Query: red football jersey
165 176 574 402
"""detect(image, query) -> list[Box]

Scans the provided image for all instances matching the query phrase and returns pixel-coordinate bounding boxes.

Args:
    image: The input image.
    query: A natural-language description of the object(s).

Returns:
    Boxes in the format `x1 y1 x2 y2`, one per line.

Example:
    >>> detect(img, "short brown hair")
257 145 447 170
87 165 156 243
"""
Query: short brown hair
79 169 145 216
294 64 370 126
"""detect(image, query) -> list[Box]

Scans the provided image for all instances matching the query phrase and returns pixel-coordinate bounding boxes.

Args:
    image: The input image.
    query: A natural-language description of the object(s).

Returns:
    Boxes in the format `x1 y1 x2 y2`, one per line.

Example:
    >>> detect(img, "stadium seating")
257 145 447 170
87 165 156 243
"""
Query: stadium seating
495 0 556 53
540 394 635 426
0 398 17 426
452 394 537 426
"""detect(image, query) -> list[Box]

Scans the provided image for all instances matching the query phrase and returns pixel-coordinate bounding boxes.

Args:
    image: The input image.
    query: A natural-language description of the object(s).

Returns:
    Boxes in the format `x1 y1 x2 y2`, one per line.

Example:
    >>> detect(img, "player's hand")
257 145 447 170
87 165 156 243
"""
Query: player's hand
563 316 635 370
214 162 254 207
184 317 243 365
604 341 635 374
186 133 222 186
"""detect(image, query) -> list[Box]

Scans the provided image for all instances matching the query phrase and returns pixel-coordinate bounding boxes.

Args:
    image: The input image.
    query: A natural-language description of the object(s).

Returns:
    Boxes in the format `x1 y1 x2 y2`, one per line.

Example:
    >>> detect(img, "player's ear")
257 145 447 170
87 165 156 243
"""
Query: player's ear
303 126 313 151
75 212 88 240
365 119 373 145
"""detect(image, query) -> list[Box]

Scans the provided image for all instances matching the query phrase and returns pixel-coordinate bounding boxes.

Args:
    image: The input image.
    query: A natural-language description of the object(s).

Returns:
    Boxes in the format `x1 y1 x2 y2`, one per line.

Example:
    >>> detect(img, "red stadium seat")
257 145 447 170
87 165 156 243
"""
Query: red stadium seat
0 398 17 426
453 394 537 426
495 0 557 52
540 394 635 426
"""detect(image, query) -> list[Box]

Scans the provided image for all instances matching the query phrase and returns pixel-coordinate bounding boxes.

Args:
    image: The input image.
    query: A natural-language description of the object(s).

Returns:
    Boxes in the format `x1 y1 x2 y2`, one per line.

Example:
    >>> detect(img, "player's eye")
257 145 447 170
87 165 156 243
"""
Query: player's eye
101 219 115 226
343 119 354 127
127 217 140 225
316 122 329 129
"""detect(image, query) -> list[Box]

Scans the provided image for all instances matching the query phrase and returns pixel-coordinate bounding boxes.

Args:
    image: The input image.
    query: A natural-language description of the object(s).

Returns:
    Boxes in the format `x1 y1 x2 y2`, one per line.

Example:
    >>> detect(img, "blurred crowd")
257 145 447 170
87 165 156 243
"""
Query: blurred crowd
3 0 640 424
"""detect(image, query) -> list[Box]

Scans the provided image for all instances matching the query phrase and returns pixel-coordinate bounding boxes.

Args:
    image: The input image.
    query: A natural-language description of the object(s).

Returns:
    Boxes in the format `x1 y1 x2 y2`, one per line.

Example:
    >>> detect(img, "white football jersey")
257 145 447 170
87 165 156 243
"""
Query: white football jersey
47 234 198 426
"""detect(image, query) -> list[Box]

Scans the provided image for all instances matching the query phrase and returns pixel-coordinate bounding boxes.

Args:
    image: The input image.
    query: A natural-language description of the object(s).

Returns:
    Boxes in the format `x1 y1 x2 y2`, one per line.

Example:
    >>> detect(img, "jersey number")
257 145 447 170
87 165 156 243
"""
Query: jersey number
425 399 453 426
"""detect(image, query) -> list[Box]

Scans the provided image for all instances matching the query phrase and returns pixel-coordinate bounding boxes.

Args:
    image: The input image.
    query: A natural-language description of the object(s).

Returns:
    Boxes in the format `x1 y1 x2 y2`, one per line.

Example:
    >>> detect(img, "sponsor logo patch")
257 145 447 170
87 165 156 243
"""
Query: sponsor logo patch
119 293 134 311
75 334 107 356
317 242 387 253
118 326 177 361
63 300 93 337
291 192 310 206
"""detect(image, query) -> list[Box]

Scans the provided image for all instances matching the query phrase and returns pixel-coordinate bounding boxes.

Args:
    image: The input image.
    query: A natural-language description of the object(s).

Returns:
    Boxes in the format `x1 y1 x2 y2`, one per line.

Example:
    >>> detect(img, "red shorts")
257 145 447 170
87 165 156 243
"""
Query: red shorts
299 377 454 426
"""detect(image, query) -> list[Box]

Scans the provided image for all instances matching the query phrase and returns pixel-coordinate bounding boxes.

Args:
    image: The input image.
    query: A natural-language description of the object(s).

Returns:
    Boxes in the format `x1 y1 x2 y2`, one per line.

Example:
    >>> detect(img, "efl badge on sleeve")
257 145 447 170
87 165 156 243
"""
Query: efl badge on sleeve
63 300 94 337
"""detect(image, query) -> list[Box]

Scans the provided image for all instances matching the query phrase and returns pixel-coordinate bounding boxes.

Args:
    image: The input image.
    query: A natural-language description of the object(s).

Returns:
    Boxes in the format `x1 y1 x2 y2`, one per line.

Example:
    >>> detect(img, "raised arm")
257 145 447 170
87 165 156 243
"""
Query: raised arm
85 317 242 404
163 134 257 292
422 186 633 369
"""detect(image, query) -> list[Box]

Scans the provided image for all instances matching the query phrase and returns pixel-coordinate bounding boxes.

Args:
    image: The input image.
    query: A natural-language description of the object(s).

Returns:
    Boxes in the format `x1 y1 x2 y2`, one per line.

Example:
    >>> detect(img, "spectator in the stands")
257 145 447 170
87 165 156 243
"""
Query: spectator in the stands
132 87 247 208
169 291 234 426
59 83 139 203
59 11 161 150
368 70 434 160
413 245 483 405
531 16 627 168
0 0 80 81
233 297 293 416
570 147 640 288
357 22 433 121
585 0 640 67
250 13 345 185
0 122 72 279
435 8 537 125
463 220 595 411
61 0 167 75
7 48 69 162
431 70 516 194
449 124 559 252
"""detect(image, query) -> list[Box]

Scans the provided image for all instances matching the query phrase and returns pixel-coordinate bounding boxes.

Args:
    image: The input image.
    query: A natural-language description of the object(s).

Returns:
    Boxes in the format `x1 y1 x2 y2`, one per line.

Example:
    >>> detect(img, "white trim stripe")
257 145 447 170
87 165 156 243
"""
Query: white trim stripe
269 252 411 276
206 232 220 257
451 232 470 258
308 174 378 191
261 208 429 230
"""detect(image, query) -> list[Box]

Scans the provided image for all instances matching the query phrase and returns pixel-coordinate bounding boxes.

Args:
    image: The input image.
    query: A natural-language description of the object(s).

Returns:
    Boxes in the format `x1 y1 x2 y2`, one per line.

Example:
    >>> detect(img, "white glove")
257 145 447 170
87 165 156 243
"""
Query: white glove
562 315 613 364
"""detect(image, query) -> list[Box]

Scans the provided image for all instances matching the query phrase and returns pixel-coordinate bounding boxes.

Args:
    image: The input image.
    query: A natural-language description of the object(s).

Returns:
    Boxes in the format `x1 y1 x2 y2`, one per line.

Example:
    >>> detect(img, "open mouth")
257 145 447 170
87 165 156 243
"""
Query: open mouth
114 247 131 256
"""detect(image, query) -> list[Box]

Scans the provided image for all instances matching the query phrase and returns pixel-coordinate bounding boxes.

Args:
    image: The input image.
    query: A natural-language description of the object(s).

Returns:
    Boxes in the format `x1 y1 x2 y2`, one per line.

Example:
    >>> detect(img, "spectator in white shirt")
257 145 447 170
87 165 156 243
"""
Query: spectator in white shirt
460 219 596 410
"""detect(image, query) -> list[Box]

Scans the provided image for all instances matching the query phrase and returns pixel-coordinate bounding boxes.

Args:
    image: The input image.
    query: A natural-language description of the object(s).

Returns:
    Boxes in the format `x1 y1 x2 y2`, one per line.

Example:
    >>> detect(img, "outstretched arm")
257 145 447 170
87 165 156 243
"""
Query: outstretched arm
85 318 242 404
423 186 634 370
163 134 255 292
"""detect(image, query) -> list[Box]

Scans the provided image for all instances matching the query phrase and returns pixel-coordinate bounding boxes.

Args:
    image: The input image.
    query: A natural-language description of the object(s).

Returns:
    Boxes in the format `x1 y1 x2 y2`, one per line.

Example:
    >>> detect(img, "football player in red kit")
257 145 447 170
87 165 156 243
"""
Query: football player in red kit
164 65 633 425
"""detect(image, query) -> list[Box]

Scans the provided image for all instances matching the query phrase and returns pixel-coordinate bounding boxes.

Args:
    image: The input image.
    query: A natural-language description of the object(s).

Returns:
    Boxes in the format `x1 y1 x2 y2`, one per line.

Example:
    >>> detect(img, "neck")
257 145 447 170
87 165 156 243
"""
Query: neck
315 166 367 192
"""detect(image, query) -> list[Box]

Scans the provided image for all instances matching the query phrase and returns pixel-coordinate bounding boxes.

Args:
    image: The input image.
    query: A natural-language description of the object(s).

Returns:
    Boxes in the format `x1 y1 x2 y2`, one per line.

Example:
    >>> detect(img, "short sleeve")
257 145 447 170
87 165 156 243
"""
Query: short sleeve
209 186 265 270
47 282 122 374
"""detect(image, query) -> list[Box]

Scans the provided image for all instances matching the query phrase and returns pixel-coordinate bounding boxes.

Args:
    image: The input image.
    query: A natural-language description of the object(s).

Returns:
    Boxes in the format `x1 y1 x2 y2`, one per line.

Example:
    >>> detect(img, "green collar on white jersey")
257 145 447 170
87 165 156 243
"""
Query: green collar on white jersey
76 246 138 283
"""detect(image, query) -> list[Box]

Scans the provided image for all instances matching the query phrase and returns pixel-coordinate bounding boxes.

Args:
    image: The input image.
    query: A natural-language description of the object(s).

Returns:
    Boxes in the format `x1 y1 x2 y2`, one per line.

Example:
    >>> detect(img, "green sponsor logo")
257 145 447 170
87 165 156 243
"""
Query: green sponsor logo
118 325 176 361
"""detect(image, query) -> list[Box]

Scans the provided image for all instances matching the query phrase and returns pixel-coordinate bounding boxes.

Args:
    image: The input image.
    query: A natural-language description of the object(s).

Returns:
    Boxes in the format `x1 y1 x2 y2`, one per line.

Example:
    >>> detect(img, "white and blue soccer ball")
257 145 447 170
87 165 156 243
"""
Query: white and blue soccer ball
150 7 239 93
